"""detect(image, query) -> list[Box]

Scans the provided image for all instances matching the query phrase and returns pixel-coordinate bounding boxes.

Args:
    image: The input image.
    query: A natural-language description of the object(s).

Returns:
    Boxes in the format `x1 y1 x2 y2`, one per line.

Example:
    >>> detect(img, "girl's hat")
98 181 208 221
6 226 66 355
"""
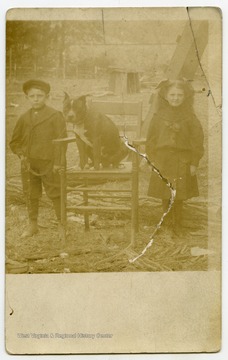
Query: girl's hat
156 78 194 100
23 79 50 94
156 78 194 91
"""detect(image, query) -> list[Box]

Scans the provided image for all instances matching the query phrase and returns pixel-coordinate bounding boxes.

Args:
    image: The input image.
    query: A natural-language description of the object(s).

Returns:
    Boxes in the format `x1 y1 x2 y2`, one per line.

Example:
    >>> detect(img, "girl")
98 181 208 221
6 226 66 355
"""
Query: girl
146 79 204 236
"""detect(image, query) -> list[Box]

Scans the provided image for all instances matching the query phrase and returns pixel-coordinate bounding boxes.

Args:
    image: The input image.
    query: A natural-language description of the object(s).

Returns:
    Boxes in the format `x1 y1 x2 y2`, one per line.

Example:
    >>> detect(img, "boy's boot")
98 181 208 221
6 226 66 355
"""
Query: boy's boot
21 199 39 238
52 197 65 241
57 222 66 242
21 219 38 239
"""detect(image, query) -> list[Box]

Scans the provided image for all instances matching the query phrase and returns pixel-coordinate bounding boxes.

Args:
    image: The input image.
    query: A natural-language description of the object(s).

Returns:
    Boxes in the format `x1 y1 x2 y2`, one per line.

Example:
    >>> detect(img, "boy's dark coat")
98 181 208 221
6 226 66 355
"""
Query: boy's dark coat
10 105 66 164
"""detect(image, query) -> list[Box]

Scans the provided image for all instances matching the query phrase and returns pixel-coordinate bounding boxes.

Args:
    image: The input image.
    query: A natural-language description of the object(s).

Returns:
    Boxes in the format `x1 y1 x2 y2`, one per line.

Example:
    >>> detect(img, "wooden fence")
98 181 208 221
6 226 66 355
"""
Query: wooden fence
6 64 107 80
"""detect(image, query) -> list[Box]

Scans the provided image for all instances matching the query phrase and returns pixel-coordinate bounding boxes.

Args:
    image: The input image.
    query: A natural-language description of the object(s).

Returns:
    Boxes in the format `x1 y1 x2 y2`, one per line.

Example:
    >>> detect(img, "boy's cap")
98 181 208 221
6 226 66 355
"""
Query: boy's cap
23 79 50 94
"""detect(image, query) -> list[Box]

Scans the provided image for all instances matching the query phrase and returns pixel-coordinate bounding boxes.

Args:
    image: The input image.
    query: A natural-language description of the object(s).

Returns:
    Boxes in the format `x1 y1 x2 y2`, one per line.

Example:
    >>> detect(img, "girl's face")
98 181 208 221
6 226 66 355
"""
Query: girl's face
165 86 185 107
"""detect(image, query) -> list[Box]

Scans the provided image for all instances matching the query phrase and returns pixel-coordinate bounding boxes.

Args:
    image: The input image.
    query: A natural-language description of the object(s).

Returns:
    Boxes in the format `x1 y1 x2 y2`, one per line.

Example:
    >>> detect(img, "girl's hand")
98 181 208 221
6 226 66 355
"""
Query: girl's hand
190 165 197 176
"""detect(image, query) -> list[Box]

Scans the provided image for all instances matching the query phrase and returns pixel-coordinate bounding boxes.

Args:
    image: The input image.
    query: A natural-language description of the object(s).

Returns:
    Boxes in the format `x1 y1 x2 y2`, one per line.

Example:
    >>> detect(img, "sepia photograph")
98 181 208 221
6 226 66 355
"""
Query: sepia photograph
6 8 220 274
5 6 222 354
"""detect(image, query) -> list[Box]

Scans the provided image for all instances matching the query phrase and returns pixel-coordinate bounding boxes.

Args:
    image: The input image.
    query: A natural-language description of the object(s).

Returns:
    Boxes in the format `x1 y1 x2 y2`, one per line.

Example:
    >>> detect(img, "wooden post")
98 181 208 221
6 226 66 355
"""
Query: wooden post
60 144 66 244
62 51 66 79
76 64 79 78
34 62 37 78
33 49 38 77
14 63 17 80
127 72 140 94
9 47 13 81
83 179 90 231
131 149 139 246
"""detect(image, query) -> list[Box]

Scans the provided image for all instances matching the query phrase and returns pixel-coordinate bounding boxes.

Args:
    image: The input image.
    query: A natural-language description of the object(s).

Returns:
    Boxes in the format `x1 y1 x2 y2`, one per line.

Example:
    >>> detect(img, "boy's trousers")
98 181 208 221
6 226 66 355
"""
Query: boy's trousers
21 158 61 221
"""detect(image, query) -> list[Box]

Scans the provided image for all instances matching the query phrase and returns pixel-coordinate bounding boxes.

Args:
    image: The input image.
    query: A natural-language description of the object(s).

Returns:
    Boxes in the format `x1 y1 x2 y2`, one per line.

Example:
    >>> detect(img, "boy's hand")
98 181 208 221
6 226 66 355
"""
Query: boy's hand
190 165 197 176
20 155 29 171
19 154 27 161
53 165 64 174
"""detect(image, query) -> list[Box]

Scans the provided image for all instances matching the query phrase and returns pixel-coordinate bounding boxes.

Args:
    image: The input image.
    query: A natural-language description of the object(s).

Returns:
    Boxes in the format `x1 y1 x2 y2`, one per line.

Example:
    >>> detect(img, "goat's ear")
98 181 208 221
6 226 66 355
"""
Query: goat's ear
63 91 70 101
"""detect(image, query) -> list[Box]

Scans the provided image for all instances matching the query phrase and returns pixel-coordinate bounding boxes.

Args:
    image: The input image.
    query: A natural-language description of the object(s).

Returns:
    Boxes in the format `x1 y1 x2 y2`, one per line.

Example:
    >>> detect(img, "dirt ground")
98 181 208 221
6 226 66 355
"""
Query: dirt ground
6 77 210 274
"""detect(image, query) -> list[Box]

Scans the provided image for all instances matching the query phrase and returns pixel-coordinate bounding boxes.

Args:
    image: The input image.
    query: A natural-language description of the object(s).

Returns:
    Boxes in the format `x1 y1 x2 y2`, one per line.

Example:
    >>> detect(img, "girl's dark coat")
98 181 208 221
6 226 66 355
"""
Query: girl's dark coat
146 103 204 200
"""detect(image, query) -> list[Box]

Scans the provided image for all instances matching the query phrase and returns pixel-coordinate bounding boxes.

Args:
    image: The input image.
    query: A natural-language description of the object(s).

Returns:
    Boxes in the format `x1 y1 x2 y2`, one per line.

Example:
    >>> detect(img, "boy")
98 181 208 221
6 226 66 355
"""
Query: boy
10 79 67 240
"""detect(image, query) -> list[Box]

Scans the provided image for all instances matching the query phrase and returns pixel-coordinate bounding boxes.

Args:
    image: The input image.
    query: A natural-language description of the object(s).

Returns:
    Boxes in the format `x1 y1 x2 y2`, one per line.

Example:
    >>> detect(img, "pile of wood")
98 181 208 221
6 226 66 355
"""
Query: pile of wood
6 178 25 204
92 238 208 272
6 178 51 207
